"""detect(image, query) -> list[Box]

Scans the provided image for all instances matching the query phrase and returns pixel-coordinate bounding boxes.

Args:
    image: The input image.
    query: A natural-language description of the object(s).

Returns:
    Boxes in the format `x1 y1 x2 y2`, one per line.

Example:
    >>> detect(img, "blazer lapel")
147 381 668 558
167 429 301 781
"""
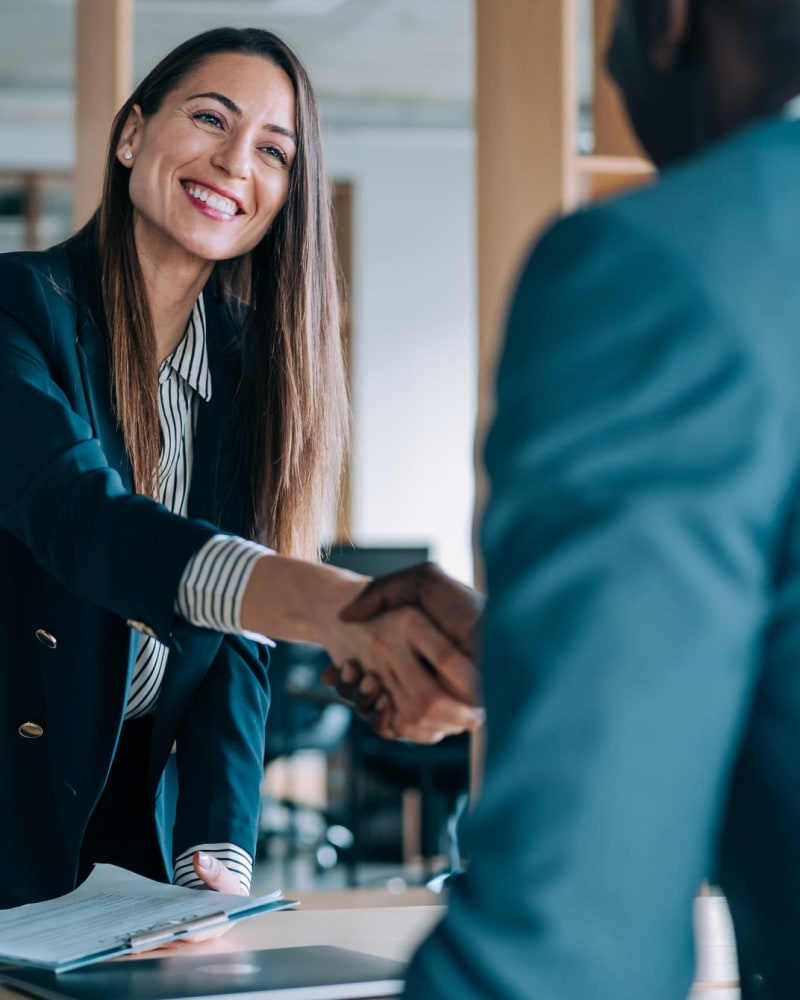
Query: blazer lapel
188 288 247 534
66 234 134 493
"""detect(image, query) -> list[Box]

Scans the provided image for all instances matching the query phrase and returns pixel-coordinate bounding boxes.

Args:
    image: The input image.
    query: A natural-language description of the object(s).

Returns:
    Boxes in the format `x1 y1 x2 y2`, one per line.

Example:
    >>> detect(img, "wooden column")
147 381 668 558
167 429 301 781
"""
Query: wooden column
472 0 578 797
475 0 578 546
332 181 354 544
73 0 133 228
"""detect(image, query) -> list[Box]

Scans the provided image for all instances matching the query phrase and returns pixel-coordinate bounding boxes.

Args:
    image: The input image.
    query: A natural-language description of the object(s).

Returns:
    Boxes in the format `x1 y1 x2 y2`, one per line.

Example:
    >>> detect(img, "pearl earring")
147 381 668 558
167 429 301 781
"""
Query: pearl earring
123 150 133 161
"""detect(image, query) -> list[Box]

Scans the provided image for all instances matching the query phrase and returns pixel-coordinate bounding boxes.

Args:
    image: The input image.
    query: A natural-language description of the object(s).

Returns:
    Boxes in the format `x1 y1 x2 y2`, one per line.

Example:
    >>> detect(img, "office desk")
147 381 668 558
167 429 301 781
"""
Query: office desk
0 887 444 1000
0 887 743 998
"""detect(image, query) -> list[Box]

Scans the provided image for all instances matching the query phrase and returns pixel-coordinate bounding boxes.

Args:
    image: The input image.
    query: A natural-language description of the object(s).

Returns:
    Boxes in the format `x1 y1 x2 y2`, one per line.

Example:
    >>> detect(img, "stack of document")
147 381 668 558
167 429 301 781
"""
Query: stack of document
0 864 296 972
0 866 408 998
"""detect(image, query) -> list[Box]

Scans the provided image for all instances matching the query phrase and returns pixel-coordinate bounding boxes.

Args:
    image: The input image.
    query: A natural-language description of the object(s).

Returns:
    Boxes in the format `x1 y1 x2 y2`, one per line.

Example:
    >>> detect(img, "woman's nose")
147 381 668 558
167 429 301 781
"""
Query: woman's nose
211 137 250 179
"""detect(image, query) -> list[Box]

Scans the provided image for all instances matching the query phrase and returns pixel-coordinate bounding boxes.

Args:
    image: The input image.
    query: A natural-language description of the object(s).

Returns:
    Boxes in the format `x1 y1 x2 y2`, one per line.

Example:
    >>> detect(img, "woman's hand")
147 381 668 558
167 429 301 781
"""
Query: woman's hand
322 601 483 742
240 555 483 742
321 660 401 739
339 561 485 657
147 853 247 951
191 851 248 897
323 563 486 741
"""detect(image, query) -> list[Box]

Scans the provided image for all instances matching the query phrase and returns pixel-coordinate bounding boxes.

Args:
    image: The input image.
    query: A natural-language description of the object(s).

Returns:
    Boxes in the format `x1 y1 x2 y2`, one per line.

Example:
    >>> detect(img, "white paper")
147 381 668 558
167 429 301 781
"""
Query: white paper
0 864 291 972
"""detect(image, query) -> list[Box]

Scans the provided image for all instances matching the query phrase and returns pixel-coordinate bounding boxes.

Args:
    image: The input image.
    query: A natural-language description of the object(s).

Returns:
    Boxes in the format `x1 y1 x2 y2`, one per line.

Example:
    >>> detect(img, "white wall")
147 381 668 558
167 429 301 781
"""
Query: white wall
325 126 477 584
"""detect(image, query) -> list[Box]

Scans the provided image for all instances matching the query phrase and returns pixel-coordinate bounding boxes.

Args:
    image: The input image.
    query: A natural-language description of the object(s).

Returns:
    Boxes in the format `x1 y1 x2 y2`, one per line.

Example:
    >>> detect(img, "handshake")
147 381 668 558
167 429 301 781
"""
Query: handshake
322 562 486 744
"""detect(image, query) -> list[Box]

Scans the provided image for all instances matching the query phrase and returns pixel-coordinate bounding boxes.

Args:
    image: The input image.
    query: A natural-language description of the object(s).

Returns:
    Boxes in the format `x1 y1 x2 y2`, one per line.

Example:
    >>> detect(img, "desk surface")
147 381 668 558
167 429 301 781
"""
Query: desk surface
0 888 445 1000
0 887 744 998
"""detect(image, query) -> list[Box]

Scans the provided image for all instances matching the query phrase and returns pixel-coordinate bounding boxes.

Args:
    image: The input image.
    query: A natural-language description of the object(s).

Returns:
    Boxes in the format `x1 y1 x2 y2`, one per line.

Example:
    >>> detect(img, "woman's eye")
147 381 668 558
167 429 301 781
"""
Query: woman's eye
193 111 225 129
260 145 288 165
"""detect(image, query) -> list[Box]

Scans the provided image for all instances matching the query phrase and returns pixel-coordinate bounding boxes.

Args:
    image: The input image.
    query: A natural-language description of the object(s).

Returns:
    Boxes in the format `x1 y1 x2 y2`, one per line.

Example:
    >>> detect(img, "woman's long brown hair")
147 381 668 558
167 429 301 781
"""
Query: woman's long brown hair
73 27 347 560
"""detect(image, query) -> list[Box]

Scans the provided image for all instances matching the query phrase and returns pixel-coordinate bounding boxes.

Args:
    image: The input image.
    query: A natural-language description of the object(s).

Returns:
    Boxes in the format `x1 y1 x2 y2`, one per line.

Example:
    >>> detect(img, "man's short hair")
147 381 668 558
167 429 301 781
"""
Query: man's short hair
711 0 800 111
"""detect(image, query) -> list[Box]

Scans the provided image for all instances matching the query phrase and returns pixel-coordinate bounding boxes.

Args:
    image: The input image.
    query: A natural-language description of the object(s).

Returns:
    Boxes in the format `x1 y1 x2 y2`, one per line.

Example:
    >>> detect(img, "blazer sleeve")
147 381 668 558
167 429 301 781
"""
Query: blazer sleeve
171 633 270 866
0 254 221 641
404 206 791 998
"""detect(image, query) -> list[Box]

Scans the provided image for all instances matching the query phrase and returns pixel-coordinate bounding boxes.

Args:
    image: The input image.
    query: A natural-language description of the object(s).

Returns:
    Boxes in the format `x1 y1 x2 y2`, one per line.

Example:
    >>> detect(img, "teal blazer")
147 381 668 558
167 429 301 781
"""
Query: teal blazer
0 230 269 907
406 113 800 998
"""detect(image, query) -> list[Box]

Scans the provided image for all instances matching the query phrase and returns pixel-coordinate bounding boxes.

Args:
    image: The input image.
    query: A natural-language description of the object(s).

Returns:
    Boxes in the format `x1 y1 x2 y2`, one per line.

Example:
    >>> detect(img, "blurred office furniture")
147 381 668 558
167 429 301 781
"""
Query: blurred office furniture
0 172 72 252
324 544 430 582
258 637 355 884
258 543 476 887
348 723 470 884
325 543 471 883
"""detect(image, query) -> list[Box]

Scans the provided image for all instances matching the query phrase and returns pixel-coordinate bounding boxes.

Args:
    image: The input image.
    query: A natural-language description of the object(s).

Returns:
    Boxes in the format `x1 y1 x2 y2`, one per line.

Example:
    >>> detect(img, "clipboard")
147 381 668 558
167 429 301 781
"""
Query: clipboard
0 865 298 973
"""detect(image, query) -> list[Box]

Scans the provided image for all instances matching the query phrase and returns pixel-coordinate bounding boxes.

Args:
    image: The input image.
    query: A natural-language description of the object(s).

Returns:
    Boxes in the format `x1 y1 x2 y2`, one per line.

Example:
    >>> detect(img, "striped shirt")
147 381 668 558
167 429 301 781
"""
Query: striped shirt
124 295 271 893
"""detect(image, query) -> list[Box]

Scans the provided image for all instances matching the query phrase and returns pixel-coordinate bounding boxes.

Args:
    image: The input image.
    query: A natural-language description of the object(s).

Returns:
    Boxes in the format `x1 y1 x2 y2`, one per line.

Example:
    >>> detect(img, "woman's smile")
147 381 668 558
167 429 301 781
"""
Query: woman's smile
119 51 297 272
181 180 243 220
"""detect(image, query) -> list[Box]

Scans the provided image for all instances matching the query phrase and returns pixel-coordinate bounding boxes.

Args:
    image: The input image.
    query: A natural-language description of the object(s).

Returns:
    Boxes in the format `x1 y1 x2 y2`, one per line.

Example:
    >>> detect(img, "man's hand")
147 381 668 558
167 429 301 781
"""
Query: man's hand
323 563 486 740
338 561 485 657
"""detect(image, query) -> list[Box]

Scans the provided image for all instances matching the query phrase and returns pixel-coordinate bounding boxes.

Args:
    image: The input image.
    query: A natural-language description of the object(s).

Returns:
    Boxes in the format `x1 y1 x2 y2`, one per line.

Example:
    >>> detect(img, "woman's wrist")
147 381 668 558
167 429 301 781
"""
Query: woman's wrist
239 554 367 647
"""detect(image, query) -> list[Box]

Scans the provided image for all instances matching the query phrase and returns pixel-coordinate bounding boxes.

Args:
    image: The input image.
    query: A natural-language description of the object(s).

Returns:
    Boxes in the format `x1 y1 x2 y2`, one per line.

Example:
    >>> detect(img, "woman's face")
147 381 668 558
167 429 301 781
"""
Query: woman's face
118 51 297 272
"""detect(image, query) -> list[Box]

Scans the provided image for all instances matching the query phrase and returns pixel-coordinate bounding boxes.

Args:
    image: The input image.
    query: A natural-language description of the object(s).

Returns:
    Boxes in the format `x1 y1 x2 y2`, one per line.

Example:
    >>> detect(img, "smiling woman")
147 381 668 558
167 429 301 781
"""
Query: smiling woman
97 30 331 542
0 26 482 913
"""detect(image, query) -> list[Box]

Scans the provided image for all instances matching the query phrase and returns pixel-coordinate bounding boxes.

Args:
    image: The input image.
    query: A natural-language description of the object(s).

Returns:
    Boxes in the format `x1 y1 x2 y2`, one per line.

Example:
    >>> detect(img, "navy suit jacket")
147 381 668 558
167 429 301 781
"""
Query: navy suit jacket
405 114 800 997
0 231 269 908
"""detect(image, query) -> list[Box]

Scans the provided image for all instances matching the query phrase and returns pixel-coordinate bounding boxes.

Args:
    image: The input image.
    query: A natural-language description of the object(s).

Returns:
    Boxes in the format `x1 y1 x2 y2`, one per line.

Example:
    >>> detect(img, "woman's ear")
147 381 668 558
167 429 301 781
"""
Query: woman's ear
115 104 144 167
649 0 693 70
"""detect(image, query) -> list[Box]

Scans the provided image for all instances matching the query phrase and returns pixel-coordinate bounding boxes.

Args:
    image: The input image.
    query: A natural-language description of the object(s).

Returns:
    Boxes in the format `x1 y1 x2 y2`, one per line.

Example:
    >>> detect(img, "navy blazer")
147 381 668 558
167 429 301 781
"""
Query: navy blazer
0 230 270 907
405 114 800 997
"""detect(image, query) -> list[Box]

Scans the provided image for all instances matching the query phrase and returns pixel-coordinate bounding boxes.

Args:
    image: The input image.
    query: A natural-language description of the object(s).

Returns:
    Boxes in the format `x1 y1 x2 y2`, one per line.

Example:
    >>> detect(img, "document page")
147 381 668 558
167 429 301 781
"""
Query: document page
0 864 293 972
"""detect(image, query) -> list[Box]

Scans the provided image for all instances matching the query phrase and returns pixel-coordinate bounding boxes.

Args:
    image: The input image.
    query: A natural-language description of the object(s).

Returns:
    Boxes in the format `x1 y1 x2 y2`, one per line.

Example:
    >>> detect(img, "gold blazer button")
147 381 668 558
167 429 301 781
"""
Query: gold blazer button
19 721 44 739
35 629 58 649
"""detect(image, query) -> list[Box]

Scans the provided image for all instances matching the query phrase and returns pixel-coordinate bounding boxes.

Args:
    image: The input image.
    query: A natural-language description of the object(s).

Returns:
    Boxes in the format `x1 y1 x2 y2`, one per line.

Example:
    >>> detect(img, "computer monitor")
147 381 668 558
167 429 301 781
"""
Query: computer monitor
322 544 430 578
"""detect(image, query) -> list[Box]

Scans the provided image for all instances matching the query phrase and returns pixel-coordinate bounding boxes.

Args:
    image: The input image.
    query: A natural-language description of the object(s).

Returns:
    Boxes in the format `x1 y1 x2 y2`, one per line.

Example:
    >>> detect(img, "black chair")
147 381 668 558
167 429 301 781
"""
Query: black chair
323 544 472 883
257 638 354 882
347 723 470 882
259 543 471 886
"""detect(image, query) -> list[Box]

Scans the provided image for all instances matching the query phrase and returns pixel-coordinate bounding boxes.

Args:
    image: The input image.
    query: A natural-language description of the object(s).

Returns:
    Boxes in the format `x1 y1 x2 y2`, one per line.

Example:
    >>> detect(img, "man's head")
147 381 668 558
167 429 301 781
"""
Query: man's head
607 0 800 167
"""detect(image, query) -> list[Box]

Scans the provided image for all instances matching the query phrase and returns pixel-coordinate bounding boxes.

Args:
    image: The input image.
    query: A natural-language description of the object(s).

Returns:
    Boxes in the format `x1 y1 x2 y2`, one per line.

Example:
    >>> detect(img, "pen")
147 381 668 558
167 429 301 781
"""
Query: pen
126 911 228 950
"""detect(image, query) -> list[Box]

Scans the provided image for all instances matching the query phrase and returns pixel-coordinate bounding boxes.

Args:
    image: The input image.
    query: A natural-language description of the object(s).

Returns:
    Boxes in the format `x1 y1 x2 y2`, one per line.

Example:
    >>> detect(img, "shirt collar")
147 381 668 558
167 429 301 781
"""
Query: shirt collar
159 294 212 401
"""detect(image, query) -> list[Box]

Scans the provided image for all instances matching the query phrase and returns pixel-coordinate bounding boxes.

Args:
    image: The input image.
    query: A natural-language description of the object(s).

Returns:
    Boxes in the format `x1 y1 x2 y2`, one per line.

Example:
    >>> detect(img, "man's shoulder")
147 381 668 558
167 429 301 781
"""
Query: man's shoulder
600 114 798 235
527 113 800 299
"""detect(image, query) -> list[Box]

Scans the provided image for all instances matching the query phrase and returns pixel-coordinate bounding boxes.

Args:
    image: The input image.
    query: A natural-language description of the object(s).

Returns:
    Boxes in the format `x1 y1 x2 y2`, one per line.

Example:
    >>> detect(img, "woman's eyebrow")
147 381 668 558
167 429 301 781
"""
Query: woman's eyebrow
187 91 241 114
186 90 298 146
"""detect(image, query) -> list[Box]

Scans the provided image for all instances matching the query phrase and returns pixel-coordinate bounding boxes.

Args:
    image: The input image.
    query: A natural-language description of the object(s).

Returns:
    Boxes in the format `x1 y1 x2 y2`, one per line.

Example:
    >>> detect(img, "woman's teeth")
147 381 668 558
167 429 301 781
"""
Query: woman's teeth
185 184 238 217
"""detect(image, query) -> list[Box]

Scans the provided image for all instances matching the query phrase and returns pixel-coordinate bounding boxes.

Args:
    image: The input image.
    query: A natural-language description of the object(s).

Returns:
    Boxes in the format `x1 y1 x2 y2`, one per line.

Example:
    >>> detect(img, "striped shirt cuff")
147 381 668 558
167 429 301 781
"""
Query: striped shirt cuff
173 843 253 894
177 535 274 644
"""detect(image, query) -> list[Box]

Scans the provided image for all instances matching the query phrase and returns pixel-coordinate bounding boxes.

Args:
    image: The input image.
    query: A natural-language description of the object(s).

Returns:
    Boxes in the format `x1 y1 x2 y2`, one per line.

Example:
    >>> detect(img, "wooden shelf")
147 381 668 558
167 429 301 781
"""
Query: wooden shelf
576 153 655 203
